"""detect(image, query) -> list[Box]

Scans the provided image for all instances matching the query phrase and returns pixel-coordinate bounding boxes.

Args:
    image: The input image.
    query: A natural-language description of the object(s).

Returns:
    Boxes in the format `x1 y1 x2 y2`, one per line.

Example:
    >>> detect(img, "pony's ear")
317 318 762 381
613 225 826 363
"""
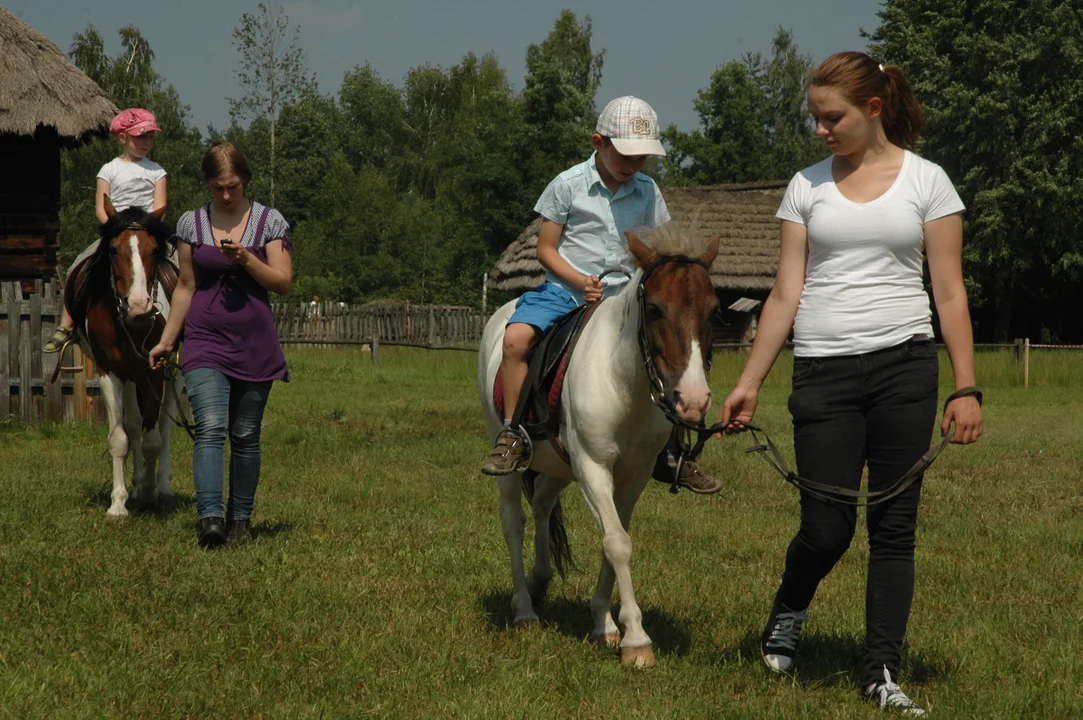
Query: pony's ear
151 205 167 221
626 231 658 270
700 235 720 269
103 195 117 218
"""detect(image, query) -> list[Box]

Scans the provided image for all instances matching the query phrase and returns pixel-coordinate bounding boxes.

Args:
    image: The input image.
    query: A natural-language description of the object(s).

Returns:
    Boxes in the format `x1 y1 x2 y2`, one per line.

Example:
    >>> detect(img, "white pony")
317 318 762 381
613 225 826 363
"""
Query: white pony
479 225 720 667
69 201 183 517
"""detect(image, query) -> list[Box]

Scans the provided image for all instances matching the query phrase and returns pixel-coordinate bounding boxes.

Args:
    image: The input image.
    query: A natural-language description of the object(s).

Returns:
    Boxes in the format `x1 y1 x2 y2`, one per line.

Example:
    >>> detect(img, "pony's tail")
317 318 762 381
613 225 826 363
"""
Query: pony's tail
522 470 575 579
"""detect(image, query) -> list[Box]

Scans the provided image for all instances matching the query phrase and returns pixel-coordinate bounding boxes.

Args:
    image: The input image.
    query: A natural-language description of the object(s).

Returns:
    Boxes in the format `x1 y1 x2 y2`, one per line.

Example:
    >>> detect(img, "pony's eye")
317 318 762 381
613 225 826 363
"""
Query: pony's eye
646 302 665 320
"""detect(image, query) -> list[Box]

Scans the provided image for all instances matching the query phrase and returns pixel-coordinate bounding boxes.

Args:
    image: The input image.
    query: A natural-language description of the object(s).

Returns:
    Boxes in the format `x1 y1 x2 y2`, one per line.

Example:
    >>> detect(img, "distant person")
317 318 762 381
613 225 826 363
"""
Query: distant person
481 96 720 495
149 143 293 549
719 52 983 715
46 109 168 353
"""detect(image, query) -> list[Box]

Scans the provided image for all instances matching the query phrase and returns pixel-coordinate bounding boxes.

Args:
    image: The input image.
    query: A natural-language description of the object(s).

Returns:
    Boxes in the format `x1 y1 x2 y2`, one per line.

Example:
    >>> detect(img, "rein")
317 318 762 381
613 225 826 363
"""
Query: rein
630 257 981 501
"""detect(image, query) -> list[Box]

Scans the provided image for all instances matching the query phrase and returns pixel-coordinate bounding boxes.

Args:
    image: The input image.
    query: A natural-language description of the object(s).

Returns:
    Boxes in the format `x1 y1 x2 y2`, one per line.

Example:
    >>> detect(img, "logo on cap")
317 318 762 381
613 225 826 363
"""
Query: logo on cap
629 117 651 136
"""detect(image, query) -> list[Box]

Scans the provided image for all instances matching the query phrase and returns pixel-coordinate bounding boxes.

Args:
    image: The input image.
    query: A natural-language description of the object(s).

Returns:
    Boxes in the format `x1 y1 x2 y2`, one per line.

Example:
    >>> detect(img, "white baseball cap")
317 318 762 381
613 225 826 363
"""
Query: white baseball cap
595 96 666 157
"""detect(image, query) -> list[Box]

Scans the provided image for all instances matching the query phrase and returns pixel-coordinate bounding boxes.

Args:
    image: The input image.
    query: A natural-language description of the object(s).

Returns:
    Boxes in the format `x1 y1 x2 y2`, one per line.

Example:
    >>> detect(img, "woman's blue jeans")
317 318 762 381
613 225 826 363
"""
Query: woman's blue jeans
185 367 272 522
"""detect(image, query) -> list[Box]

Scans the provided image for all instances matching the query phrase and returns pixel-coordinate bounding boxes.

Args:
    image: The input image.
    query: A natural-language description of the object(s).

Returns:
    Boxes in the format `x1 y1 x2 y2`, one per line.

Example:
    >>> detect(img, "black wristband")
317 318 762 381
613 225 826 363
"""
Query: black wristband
944 386 982 412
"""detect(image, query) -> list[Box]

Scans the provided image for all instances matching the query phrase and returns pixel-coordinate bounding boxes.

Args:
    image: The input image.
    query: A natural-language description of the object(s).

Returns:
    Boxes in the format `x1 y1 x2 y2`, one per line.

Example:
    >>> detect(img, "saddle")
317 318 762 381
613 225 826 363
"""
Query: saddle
493 300 602 462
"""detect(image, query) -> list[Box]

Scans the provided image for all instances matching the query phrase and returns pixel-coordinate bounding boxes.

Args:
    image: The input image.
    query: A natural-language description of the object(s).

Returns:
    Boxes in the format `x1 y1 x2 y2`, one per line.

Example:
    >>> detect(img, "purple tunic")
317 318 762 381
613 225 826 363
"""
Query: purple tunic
176 202 292 382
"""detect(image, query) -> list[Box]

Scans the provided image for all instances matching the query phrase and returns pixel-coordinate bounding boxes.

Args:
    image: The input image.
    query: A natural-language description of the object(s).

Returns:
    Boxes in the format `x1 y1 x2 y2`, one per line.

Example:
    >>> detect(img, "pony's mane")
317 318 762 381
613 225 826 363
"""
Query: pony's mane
99 207 175 246
638 221 711 258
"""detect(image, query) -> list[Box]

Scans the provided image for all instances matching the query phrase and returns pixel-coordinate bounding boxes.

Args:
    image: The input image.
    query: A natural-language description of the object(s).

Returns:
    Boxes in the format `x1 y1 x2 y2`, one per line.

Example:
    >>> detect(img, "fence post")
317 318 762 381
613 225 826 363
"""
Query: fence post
428 305 436 347
371 332 380 364
1023 337 1030 389
0 282 11 419
1013 338 1024 364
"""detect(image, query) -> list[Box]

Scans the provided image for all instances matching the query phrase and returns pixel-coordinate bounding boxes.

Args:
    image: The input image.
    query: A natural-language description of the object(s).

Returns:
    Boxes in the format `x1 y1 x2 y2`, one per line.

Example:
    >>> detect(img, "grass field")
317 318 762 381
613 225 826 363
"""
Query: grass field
1 346 1081 718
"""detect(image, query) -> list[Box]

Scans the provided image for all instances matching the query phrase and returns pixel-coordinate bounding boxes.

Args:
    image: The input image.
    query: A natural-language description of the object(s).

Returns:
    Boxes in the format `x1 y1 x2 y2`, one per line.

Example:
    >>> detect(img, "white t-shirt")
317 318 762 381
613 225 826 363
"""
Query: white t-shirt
777 150 965 357
96 157 167 212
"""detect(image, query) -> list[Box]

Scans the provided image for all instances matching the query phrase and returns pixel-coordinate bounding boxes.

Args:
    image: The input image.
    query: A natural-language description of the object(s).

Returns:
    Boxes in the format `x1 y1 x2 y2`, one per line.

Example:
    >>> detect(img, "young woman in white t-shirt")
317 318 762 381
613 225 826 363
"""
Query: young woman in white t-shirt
719 52 984 714
45 108 168 352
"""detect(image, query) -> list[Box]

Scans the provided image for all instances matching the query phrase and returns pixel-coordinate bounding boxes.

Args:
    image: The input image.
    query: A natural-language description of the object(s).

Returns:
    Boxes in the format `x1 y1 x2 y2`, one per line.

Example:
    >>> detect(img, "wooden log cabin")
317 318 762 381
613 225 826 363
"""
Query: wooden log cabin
0 6 116 290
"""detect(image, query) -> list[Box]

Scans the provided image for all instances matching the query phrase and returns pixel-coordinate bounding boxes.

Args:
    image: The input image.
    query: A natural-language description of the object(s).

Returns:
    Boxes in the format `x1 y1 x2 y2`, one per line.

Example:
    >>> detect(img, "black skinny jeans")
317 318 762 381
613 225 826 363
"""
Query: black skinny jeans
773 338 939 686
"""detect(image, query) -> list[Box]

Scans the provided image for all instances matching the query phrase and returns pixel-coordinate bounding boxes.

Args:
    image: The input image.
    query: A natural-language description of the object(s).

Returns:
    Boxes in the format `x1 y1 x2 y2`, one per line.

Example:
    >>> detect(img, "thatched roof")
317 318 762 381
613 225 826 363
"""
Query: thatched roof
490 180 787 293
0 6 116 140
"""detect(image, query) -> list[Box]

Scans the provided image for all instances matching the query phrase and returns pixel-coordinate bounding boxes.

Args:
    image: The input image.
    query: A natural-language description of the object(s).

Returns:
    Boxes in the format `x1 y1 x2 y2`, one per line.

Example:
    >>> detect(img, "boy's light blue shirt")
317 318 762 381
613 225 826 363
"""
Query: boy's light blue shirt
533 153 671 305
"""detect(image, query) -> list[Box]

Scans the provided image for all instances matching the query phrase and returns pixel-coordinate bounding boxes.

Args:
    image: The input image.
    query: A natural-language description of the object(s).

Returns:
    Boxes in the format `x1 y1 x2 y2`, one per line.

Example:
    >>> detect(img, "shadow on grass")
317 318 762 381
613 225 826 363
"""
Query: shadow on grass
720 628 955 687
480 589 692 658
83 484 196 518
252 520 293 540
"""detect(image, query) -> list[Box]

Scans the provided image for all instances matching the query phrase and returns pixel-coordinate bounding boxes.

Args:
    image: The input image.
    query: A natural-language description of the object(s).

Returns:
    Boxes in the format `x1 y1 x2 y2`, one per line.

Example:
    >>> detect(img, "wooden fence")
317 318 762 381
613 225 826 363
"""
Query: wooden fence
1 279 106 423
272 301 489 348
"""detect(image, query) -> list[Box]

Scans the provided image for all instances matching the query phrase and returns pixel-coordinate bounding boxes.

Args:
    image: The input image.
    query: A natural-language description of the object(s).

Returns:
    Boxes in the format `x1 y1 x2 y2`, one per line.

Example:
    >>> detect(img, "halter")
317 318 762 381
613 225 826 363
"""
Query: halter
108 223 162 320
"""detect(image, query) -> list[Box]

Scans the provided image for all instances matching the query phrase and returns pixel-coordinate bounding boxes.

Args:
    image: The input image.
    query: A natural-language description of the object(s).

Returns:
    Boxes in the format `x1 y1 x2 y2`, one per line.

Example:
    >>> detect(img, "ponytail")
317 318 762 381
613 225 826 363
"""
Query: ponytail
809 52 923 150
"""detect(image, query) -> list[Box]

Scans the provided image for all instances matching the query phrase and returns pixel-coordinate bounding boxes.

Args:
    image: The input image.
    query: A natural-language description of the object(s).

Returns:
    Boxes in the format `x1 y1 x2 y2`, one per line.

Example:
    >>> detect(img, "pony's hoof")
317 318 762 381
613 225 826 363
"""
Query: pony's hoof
593 632 621 649
620 645 656 669
158 493 175 510
105 508 129 519
512 615 539 630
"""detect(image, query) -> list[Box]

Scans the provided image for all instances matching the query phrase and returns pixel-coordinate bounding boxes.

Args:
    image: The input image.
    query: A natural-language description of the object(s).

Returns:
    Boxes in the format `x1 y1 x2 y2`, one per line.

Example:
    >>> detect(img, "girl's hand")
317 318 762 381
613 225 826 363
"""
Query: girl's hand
148 339 175 370
217 237 250 267
716 383 760 438
942 395 983 444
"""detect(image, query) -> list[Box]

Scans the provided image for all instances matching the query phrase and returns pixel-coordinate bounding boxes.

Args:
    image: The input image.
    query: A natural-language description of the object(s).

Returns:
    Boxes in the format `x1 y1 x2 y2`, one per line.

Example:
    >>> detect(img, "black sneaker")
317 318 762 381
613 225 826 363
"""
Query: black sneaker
761 604 809 673
865 666 926 715
197 517 226 549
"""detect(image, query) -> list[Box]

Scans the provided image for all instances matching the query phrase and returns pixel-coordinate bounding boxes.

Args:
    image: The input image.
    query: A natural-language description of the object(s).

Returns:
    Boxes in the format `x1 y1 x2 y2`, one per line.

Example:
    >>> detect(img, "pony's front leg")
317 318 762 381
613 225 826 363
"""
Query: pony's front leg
98 374 129 518
497 472 537 626
122 383 149 505
577 459 654 668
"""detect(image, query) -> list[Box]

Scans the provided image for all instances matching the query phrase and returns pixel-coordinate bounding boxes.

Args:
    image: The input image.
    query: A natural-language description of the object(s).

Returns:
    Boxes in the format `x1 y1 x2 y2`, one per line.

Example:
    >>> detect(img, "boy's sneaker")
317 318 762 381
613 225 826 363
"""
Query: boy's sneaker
865 666 926 715
761 604 809 673
481 427 531 476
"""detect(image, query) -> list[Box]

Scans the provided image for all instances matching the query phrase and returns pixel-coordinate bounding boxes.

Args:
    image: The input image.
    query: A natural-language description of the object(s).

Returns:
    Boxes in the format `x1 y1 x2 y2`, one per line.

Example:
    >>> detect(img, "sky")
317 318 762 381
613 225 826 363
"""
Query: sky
7 0 882 134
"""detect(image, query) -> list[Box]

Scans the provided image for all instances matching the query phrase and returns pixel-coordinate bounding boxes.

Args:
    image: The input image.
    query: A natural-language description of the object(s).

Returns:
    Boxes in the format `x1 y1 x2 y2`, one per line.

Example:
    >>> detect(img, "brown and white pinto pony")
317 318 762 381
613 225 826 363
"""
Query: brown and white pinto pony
478 224 720 668
67 198 183 517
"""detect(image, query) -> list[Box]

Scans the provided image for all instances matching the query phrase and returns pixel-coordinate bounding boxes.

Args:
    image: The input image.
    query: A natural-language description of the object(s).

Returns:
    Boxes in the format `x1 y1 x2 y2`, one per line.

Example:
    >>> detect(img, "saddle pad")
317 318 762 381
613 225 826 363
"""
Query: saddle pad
493 351 571 427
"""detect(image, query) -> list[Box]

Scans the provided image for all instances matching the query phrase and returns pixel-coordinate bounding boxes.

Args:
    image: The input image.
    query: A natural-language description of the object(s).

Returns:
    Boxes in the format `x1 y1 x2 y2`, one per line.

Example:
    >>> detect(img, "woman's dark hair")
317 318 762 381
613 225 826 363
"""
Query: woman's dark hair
809 51 923 150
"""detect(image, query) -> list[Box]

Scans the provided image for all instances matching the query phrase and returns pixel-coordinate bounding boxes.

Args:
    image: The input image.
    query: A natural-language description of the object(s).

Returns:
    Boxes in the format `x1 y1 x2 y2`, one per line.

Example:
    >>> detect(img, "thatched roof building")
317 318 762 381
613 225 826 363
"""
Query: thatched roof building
0 6 117 285
490 180 787 294
0 6 117 141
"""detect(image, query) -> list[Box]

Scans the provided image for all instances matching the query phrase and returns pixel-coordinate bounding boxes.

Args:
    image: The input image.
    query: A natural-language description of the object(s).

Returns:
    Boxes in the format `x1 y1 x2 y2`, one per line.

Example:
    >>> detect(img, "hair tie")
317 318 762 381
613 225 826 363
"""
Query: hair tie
879 63 885 73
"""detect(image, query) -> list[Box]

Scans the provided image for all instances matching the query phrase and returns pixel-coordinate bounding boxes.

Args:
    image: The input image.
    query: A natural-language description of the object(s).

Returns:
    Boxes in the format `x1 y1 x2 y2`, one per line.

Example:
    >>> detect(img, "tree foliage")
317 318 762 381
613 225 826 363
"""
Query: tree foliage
868 0 1083 340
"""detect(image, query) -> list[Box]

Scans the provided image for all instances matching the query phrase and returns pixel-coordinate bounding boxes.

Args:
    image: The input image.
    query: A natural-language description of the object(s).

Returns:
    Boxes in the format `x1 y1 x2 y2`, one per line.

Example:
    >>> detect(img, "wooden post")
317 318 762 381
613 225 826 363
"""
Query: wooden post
29 280 43 422
0 283 9 420
1013 338 1024 364
5 282 18 419
1023 337 1030 389
371 332 380 364
45 281 63 420
428 305 436 347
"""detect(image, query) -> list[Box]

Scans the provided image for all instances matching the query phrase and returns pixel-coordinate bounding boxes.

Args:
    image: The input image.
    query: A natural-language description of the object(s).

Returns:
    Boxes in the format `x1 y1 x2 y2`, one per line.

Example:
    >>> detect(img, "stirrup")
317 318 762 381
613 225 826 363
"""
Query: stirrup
48 335 84 384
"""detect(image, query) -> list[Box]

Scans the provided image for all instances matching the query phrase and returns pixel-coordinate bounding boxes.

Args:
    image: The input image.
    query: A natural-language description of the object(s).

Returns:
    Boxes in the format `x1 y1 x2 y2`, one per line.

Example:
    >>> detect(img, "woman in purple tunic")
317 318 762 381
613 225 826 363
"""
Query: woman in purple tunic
150 143 293 548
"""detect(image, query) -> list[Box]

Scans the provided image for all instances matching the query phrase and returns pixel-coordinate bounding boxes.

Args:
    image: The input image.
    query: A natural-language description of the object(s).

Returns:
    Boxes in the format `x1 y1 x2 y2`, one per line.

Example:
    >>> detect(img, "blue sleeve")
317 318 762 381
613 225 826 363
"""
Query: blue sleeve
533 175 572 225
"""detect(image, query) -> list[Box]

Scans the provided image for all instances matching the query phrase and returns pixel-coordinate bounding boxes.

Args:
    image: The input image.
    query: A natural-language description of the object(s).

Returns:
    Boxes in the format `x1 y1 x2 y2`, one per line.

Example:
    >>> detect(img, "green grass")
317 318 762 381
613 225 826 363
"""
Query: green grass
0 346 1081 718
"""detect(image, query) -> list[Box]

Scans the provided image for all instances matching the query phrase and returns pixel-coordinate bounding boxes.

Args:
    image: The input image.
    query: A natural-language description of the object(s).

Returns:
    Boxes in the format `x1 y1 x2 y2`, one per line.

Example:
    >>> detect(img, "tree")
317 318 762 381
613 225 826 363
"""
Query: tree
521 10 605 185
868 0 1083 341
229 1 314 207
661 27 823 185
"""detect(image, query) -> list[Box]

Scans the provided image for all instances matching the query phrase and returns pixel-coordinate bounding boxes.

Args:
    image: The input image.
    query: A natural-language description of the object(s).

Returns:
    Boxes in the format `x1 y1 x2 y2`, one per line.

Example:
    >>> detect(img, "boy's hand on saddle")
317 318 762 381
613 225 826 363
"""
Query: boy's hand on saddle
583 274 604 303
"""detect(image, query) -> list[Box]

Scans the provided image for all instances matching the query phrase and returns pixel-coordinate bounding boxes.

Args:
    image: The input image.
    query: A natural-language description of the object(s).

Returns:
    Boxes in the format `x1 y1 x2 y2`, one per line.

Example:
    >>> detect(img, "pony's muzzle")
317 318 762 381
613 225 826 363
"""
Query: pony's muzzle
673 389 712 424
125 289 153 319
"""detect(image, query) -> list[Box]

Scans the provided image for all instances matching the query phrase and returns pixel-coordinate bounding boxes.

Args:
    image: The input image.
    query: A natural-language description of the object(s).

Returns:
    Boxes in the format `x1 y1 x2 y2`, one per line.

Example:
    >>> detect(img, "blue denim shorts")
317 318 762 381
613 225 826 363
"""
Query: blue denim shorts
507 282 579 333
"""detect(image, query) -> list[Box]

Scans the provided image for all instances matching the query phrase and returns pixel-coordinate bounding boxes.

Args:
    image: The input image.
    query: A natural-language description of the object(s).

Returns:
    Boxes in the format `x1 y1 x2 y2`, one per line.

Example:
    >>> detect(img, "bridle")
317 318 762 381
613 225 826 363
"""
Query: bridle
627 257 981 502
104 223 196 440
